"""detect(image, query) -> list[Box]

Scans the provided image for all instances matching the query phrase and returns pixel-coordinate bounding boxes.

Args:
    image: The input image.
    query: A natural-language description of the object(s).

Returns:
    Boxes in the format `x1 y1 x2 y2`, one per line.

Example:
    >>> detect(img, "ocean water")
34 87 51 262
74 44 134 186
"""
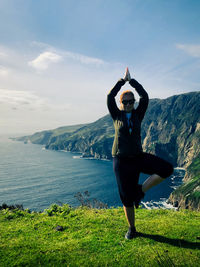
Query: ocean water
0 136 185 211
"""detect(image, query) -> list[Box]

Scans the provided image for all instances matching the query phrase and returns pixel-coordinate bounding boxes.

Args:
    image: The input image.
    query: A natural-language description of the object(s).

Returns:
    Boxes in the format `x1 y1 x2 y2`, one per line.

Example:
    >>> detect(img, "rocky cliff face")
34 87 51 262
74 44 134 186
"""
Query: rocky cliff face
168 153 200 211
141 92 200 168
16 91 200 210
44 115 115 160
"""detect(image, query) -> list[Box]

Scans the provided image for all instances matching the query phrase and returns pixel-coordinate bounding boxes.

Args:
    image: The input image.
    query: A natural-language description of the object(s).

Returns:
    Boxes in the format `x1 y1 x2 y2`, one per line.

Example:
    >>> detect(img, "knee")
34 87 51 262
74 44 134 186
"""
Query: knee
121 195 134 208
123 204 134 209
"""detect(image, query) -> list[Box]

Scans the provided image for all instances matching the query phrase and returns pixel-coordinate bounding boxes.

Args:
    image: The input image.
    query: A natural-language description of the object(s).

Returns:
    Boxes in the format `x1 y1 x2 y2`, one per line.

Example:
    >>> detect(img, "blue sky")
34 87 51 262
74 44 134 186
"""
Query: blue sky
0 0 200 134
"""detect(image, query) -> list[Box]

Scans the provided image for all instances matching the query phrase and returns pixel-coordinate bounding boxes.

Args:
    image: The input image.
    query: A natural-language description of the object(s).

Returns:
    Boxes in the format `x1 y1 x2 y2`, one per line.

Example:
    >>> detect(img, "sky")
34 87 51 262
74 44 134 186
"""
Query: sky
0 0 200 135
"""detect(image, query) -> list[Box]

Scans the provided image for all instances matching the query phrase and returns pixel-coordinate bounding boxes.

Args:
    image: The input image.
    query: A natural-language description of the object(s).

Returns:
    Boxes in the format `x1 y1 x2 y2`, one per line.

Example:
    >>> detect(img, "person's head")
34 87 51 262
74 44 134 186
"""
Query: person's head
120 90 135 112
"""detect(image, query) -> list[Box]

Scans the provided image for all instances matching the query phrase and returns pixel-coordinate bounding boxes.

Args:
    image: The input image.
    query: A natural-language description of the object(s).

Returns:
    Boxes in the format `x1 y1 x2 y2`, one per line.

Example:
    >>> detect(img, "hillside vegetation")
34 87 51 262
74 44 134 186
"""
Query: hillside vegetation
169 153 200 211
0 205 200 266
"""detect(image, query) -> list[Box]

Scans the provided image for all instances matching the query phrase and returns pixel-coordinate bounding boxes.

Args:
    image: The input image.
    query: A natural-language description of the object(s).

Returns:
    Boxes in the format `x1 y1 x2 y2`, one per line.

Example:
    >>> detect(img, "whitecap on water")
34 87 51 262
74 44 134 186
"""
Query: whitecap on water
73 155 82 159
142 199 177 210
175 167 185 170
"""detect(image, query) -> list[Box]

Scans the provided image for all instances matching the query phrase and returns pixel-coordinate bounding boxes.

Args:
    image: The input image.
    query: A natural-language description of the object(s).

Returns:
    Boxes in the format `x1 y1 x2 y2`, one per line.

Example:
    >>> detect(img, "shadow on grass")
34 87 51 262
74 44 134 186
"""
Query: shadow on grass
137 232 200 249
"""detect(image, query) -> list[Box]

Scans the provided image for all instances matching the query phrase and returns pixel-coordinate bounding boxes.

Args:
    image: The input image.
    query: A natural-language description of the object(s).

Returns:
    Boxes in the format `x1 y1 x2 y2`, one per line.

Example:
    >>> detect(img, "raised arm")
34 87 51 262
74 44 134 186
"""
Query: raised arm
107 78 125 120
129 78 149 120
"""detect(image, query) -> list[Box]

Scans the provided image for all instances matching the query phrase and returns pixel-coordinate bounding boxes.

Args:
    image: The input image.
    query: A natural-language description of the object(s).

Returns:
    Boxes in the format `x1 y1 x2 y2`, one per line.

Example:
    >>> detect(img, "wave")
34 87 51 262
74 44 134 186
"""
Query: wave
170 186 178 190
142 199 177 210
73 155 82 159
72 155 110 161
170 175 176 180
82 157 110 161
174 167 185 170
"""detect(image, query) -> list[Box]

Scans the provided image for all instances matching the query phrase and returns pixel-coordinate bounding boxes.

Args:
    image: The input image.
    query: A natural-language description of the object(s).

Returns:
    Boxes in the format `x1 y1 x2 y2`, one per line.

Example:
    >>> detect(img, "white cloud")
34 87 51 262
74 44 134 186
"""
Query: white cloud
0 51 7 57
176 44 200 58
64 51 105 65
0 66 9 76
28 51 62 71
30 42 106 66
0 88 71 112
0 89 45 107
0 88 73 135
1 41 199 135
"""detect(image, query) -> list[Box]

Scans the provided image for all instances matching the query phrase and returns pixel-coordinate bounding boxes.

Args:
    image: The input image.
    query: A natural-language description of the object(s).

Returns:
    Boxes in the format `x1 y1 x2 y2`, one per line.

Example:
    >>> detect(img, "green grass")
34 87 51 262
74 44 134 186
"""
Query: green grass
187 153 200 179
0 205 200 266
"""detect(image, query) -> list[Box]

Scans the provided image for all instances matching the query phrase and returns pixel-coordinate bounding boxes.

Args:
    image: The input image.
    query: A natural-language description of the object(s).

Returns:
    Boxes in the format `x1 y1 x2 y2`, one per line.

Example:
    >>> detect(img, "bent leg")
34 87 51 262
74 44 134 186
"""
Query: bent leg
138 153 174 193
142 174 165 193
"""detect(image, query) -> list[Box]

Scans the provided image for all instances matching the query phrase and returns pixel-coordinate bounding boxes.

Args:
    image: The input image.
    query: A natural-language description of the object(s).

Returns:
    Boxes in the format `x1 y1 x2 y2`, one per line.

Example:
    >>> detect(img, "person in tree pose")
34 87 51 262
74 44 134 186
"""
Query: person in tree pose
107 68 174 239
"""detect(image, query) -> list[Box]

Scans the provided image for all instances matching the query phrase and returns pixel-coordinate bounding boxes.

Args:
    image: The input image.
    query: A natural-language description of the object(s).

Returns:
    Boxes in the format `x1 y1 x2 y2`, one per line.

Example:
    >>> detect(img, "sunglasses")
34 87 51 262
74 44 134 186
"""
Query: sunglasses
122 99 135 105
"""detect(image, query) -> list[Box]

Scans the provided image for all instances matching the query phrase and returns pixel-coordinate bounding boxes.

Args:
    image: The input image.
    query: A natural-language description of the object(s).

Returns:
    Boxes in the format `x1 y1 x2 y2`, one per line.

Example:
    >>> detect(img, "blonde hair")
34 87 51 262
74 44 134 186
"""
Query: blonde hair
120 90 135 103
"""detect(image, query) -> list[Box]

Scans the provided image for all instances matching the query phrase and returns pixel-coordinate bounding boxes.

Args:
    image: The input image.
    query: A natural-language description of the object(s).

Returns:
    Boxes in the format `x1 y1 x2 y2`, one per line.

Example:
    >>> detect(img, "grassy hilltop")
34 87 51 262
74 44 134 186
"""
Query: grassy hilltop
0 205 200 266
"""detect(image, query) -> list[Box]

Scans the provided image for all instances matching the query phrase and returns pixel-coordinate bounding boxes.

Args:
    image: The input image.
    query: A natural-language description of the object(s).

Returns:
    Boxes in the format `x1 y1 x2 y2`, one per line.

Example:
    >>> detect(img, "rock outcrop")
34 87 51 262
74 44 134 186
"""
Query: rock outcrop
168 153 200 211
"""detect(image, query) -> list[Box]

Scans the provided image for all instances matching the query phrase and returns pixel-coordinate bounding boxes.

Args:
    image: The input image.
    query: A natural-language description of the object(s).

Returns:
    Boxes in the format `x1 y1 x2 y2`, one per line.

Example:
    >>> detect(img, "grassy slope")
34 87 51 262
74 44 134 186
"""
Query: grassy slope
15 124 88 144
0 206 200 267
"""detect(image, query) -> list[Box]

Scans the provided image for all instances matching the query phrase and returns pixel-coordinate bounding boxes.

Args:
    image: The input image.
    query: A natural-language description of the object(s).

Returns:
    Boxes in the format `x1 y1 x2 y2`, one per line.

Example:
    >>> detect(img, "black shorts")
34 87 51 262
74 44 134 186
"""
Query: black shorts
113 152 174 207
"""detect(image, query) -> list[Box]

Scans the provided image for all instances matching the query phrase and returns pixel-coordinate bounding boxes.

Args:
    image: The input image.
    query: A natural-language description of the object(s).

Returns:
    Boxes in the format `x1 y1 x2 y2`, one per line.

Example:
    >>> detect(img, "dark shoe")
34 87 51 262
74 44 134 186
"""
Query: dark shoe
125 226 137 240
134 184 145 209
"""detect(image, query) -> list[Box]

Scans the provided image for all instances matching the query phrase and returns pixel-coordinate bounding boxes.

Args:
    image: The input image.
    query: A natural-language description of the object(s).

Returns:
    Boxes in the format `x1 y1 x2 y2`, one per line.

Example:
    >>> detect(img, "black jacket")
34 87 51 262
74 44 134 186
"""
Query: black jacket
107 78 149 157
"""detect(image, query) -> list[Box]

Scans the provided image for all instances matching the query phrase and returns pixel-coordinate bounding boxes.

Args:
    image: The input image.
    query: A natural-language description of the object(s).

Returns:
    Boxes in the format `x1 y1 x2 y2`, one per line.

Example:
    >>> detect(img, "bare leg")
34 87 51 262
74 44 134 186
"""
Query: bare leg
142 174 165 193
123 206 137 239
123 206 135 228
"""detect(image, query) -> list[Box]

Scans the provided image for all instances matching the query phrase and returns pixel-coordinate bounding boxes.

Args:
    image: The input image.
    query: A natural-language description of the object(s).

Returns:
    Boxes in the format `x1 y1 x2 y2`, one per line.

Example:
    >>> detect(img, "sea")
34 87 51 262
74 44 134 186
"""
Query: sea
0 135 185 212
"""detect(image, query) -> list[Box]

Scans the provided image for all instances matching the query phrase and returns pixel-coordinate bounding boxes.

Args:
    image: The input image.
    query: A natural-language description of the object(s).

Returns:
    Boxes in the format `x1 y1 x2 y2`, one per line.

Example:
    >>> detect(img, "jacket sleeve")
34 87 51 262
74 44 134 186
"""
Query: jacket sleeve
129 78 149 120
107 79 125 120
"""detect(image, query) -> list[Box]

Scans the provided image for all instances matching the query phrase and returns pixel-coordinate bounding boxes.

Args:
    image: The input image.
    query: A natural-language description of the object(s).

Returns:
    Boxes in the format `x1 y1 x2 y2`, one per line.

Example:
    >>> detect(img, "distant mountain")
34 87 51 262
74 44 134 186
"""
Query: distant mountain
16 115 114 159
16 123 88 146
16 91 200 210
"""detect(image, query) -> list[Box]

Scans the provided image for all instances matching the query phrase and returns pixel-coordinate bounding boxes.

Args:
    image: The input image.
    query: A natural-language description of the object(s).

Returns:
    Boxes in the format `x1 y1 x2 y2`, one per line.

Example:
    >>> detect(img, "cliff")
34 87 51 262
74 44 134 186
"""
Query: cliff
168 153 200 211
15 91 200 210
141 92 200 168
17 91 200 167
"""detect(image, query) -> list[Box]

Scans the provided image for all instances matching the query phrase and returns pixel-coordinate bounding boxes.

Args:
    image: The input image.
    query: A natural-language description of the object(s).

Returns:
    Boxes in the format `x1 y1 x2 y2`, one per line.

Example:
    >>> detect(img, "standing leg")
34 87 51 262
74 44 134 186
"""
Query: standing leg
123 205 135 228
123 205 137 239
113 157 139 239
